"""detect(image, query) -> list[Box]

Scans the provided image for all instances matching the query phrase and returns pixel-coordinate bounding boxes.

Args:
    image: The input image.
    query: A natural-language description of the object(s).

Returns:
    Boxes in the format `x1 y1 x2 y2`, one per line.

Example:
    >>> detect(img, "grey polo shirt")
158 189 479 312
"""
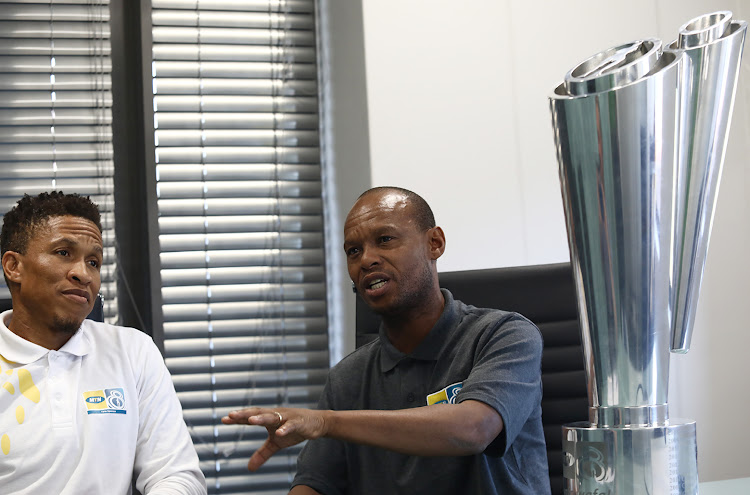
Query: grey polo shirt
292 289 551 495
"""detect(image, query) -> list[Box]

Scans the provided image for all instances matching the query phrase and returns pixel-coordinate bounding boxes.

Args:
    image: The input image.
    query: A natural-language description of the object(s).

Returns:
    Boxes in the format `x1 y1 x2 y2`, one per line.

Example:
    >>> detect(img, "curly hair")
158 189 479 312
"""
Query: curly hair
357 186 436 231
1 191 102 258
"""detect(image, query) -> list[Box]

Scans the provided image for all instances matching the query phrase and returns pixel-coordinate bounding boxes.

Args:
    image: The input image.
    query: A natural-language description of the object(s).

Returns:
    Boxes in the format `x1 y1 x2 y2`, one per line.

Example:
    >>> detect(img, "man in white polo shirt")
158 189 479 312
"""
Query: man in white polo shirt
0 191 206 494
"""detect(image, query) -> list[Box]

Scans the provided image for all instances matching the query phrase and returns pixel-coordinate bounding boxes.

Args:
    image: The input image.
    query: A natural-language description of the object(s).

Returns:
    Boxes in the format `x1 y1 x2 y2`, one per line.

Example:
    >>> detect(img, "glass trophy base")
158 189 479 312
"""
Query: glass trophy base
562 419 698 495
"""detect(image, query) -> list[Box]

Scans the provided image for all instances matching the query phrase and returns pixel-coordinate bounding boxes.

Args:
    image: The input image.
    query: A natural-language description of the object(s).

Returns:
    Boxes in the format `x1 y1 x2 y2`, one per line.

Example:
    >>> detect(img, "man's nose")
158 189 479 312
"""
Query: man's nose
69 259 93 285
360 245 381 268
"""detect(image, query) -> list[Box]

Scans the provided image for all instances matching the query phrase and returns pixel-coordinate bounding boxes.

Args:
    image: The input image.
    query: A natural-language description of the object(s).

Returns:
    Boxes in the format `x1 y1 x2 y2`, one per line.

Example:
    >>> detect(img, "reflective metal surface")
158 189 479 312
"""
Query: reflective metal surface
563 420 697 494
666 12 747 352
548 10 746 495
551 47 683 415
563 39 662 95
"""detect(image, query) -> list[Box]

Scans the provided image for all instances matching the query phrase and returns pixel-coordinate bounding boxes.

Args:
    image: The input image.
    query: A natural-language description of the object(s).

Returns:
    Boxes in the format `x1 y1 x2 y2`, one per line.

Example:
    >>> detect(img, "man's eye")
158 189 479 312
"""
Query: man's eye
57 249 69 256
346 247 360 257
379 236 393 243
88 260 100 269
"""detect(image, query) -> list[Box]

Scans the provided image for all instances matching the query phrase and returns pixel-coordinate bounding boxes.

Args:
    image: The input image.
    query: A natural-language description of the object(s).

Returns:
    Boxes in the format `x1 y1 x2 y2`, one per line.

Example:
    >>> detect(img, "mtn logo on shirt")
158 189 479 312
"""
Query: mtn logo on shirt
83 388 127 414
426 382 463 405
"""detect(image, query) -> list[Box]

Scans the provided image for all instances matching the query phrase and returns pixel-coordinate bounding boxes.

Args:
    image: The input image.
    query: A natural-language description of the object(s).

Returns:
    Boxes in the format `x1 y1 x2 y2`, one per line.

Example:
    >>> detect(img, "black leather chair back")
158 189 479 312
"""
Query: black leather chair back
355 262 588 495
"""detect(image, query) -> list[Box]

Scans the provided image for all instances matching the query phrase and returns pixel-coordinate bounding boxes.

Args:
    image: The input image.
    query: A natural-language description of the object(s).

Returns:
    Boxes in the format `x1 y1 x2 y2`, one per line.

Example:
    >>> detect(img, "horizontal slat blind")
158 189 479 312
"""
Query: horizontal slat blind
0 0 117 323
151 0 326 492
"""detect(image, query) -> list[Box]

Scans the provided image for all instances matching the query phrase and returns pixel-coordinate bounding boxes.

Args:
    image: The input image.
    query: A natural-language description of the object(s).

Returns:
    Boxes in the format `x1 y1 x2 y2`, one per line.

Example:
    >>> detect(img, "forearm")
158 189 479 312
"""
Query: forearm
223 400 503 470
323 400 502 456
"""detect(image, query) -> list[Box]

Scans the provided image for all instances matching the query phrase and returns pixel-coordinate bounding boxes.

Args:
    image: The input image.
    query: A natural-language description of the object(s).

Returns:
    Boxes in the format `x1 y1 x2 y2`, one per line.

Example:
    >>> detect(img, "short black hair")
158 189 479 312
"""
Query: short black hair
1 191 102 258
358 186 436 231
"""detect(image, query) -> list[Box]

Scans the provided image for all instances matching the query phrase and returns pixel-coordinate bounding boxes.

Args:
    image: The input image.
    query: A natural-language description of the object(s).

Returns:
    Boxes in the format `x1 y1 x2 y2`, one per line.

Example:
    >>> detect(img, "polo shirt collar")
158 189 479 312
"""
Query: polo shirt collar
59 321 92 357
379 289 460 372
0 310 92 364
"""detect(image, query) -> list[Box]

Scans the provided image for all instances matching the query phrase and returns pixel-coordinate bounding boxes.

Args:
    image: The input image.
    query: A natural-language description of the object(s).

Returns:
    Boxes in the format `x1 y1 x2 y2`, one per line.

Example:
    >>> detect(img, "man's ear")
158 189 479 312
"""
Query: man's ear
2 251 23 285
426 226 446 260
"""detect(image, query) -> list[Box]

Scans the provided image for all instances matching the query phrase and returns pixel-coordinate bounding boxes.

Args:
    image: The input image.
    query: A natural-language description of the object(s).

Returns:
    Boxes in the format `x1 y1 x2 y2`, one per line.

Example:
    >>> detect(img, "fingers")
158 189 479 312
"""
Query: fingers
247 438 280 471
221 408 282 428
221 408 286 472
220 407 261 424
275 421 292 436
221 407 323 438
221 407 316 472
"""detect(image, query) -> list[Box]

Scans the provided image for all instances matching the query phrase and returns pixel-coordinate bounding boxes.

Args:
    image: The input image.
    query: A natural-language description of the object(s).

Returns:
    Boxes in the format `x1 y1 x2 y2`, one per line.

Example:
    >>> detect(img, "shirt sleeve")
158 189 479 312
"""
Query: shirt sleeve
455 313 544 456
131 336 207 495
291 378 348 495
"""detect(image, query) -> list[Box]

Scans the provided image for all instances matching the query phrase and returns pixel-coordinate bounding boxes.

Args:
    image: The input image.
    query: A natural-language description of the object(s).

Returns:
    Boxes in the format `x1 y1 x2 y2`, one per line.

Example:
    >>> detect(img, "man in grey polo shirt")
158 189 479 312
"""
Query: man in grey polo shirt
223 187 551 494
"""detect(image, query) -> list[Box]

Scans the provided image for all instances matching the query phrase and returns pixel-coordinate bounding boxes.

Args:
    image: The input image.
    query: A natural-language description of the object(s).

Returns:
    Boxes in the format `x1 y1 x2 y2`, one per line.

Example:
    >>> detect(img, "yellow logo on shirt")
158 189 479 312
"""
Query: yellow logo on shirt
1 360 41 456
426 382 463 405
83 388 127 414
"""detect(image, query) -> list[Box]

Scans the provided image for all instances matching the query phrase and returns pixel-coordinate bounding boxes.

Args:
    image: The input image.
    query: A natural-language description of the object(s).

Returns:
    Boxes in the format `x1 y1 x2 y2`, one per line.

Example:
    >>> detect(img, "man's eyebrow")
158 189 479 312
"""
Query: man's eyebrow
53 237 104 255
374 226 398 235
52 236 78 246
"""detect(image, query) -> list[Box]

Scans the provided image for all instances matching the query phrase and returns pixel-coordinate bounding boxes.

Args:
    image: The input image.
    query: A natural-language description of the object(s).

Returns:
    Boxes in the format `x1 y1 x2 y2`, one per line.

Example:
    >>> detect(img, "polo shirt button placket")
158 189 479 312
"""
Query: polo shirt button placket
48 352 71 427
49 354 58 400
48 352 58 384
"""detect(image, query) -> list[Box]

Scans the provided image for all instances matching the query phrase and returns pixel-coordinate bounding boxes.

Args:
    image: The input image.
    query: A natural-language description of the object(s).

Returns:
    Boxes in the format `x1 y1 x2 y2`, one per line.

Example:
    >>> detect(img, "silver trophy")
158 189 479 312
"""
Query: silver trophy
548 11 746 495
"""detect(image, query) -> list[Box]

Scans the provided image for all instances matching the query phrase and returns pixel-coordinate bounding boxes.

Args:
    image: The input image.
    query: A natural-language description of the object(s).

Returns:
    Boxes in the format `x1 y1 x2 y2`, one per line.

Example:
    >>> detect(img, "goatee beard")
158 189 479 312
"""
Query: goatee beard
52 316 82 336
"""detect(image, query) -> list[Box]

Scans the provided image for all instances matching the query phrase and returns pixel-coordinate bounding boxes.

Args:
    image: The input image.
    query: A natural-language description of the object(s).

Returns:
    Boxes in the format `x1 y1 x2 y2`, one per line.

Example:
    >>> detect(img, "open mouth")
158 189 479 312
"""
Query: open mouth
368 279 386 290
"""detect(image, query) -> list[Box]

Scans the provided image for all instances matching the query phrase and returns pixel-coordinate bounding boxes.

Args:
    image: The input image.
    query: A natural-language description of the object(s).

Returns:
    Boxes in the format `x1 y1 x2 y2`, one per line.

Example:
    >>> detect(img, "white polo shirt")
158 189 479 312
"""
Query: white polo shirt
0 311 206 494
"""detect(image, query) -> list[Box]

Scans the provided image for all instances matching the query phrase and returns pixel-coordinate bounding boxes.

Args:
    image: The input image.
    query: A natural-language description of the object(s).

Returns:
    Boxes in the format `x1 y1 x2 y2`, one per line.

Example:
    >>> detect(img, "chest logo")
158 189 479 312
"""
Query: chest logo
426 381 463 405
83 388 127 415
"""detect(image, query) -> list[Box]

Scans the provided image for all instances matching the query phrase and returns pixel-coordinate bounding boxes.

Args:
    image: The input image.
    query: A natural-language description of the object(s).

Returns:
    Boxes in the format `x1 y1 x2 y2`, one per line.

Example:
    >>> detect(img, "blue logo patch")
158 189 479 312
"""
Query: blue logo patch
83 388 127 415
426 382 463 405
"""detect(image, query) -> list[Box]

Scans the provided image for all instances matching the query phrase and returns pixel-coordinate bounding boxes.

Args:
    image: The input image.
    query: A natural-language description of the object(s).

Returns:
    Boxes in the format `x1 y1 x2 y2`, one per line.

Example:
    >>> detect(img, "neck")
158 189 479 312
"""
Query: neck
382 288 445 354
7 306 75 351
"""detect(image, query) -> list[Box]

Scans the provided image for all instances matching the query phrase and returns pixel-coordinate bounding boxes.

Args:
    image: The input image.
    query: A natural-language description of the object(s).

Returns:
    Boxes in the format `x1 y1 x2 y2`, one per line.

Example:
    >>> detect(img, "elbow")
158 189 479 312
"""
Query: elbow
452 413 503 455
450 431 491 456
469 425 499 455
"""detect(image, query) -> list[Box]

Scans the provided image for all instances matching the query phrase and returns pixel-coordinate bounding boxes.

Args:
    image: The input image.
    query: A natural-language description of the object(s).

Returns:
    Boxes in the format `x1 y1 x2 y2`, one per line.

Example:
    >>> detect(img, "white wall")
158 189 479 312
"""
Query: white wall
350 0 750 483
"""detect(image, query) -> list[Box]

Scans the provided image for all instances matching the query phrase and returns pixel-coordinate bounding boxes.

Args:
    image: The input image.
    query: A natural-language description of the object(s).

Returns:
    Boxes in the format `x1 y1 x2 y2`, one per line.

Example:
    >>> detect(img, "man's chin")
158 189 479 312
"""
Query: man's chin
52 316 84 335
367 298 401 318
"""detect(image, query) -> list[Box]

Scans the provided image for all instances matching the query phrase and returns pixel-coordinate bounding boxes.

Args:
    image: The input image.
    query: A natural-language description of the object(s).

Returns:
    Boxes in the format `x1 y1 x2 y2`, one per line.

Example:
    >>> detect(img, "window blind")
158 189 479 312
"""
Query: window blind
0 0 118 322
150 1 328 492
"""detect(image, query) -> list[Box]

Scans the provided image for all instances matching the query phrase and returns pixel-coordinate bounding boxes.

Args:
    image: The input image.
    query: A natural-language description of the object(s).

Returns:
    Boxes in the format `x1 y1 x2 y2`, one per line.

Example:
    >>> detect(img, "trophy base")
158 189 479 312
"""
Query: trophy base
562 419 697 495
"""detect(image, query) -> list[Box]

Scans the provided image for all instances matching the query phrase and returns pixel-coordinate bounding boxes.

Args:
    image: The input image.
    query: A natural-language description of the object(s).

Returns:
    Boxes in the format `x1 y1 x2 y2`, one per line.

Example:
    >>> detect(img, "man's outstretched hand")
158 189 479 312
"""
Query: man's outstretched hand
221 407 329 471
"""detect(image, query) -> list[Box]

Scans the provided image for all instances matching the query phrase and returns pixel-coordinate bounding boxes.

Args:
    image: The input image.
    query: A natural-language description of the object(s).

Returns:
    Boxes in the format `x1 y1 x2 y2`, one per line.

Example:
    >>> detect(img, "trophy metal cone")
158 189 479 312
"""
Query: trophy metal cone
548 11 746 495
